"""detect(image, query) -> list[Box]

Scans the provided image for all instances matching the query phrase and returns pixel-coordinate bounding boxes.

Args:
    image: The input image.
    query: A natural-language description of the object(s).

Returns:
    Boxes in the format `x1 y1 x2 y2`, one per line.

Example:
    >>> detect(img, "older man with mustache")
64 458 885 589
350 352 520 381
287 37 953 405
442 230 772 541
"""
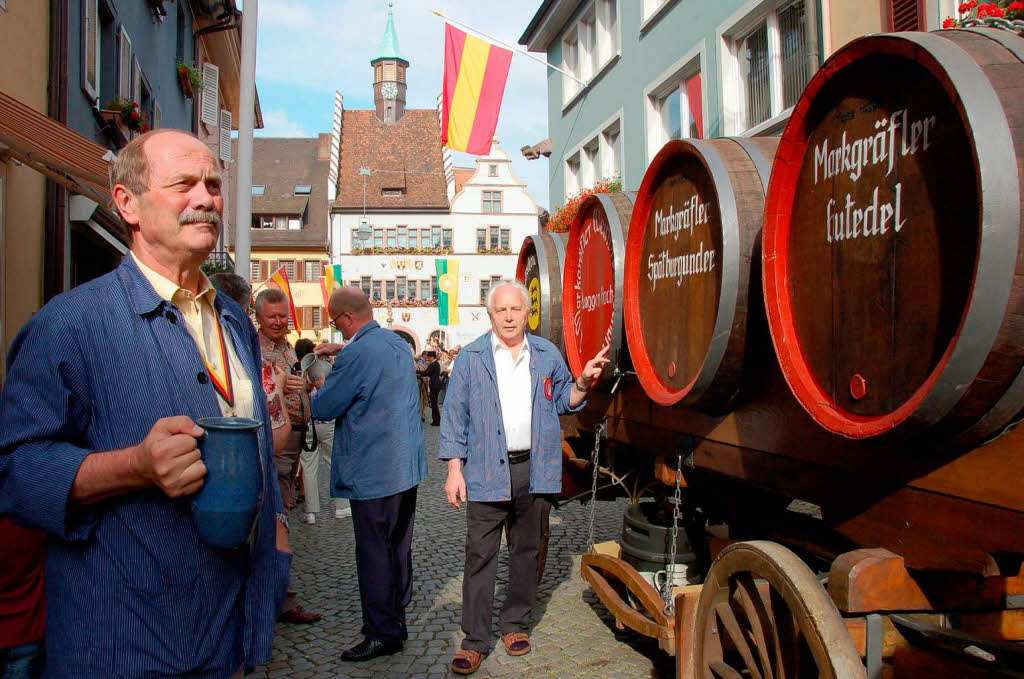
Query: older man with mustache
0 129 288 678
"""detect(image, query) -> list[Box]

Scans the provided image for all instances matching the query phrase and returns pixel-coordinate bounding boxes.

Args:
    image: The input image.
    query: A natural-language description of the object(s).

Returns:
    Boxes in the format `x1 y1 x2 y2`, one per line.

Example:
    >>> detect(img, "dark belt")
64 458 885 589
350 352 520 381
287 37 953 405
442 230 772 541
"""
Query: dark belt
507 450 531 465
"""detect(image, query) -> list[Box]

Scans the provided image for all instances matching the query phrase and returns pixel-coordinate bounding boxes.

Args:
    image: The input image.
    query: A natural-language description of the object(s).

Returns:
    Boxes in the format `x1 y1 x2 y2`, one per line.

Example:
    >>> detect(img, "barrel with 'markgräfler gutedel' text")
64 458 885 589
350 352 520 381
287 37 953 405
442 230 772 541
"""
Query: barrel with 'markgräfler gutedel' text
762 28 1024 447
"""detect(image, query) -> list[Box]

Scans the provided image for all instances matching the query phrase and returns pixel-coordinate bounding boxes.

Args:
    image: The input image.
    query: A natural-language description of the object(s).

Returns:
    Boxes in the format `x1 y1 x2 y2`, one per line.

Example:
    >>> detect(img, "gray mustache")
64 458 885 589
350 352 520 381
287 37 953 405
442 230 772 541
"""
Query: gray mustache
179 210 222 227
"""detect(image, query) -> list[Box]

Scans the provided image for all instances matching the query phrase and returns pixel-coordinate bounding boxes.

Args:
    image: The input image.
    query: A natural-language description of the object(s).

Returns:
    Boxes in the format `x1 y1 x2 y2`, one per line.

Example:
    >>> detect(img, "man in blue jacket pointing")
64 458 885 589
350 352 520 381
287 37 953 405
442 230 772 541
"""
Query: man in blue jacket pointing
440 280 609 675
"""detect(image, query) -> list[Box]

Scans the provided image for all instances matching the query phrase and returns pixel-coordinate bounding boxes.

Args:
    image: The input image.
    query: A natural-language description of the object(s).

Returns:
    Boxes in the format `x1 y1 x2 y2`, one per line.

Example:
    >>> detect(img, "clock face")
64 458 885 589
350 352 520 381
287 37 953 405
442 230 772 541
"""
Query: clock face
381 83 398 100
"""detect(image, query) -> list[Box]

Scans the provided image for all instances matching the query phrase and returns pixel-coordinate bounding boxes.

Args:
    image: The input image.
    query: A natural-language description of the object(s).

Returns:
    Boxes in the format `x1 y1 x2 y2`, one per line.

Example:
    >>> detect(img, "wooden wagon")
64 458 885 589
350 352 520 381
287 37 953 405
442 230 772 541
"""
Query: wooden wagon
523 28 1024 678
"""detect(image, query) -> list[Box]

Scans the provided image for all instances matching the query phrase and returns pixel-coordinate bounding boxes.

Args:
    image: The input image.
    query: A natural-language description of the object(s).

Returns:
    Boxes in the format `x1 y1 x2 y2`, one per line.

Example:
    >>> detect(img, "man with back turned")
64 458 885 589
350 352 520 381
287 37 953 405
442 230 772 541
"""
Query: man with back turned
310 286 427 662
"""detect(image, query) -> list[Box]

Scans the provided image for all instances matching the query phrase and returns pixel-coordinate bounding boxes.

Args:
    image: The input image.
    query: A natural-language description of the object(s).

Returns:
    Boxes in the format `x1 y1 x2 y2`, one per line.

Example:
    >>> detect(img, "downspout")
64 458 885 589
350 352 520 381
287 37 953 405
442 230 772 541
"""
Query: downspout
45 0 69 302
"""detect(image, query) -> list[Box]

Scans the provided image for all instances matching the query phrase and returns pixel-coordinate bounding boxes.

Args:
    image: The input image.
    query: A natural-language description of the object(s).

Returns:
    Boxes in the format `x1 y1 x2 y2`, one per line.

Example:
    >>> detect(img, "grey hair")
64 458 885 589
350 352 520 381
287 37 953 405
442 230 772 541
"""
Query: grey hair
486 280 530 315
254 288 287 315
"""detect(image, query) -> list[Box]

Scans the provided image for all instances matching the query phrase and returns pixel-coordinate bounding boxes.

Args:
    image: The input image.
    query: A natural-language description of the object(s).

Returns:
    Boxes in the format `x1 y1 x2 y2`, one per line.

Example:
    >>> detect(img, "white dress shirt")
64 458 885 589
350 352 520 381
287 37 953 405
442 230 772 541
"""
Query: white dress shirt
491 333 532 451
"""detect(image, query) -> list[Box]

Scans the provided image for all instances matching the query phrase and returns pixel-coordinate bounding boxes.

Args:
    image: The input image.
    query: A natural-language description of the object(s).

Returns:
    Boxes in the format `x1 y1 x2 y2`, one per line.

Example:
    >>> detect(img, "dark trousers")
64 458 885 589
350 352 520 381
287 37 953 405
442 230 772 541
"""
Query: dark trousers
428 387 440 425
350 485 418 644
461 458 550 653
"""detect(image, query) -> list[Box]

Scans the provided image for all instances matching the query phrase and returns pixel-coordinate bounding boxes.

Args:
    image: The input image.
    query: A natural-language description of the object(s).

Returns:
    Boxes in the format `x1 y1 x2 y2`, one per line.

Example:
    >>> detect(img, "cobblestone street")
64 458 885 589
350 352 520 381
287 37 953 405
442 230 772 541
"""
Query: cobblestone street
250 424 673 678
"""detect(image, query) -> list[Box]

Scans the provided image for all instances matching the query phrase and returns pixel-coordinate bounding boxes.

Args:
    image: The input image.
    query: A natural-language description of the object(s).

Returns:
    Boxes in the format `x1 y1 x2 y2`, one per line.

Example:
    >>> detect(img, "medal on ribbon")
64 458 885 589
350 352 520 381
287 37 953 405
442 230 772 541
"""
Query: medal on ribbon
544 376 553 401
204 313 235 415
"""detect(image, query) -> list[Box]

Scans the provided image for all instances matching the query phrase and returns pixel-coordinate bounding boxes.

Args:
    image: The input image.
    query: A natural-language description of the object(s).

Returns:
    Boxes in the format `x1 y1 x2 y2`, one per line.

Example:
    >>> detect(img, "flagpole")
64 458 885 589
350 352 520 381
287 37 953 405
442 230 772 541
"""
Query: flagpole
430 9 587 85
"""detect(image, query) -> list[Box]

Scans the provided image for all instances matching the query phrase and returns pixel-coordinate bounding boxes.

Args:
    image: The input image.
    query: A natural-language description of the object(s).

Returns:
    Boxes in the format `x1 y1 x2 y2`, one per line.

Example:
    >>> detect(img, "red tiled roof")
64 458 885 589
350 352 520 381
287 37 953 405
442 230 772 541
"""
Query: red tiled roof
453 167 474 194
334 109 448 210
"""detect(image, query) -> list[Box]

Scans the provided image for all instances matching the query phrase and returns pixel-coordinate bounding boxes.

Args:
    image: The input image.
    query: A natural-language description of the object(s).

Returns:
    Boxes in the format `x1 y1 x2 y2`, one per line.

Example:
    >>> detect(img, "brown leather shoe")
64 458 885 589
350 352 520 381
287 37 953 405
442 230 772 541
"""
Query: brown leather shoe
278 605 322 624
502 632 531 656
450 649 485 674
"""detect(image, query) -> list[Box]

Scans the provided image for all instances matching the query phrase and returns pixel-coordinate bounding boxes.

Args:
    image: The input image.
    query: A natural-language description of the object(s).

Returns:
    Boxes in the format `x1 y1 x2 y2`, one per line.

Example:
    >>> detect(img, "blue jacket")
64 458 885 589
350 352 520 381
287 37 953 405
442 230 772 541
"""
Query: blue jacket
439 332 583 501
310 321 427 500
0 256 285 677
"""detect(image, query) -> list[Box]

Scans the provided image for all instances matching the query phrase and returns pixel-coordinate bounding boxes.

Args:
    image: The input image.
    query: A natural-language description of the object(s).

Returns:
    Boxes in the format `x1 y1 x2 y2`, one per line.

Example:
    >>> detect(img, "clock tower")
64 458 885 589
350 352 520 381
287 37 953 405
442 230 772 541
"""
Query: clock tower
372 2 409 124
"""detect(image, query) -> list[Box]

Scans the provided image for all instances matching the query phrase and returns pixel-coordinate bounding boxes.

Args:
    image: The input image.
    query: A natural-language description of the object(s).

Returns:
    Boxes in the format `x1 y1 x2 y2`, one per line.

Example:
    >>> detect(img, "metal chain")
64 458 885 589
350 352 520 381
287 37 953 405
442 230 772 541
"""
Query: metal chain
663 453 683 615
585 419 606 552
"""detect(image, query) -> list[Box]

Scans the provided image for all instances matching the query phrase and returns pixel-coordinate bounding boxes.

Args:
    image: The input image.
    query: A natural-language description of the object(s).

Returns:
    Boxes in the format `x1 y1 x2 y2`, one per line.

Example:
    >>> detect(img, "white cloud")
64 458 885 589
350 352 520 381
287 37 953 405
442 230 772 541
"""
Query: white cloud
257 109 311 138
251 0 552 208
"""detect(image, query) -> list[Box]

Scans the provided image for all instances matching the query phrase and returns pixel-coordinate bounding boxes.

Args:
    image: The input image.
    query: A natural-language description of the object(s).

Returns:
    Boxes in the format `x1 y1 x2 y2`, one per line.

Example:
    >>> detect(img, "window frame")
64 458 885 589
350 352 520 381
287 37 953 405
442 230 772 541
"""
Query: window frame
560 0 621 108
482 191 502 214
718 0 818 137
643 45 705 163
564 110 623 197
251 185 266 196
82 0 100 101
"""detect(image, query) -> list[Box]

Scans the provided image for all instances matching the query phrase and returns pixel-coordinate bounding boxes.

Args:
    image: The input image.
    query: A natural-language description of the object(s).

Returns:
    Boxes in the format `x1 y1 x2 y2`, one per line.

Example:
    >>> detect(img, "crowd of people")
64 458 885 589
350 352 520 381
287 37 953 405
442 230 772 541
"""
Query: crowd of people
0 129 609 677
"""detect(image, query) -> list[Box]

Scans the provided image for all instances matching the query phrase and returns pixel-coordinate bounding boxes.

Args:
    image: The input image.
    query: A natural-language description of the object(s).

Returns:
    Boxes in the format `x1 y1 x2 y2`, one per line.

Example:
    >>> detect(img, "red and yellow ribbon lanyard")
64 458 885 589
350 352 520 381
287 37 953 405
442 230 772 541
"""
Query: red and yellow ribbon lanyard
204 310 235 416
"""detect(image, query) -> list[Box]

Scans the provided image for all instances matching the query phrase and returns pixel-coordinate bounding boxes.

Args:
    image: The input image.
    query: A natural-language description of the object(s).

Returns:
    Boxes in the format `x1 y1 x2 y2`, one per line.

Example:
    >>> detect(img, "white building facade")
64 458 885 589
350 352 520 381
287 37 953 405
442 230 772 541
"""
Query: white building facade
329 142 540 352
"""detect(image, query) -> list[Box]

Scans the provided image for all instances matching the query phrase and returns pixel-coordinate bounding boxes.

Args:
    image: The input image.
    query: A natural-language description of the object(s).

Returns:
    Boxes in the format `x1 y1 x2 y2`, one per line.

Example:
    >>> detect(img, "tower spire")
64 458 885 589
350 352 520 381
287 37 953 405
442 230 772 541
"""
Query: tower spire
376 1 404 62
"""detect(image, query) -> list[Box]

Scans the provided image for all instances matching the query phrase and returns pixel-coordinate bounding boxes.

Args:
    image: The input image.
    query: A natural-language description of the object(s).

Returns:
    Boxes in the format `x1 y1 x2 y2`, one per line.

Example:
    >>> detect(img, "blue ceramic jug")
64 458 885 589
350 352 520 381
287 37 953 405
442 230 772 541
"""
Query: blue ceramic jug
191 417 264 549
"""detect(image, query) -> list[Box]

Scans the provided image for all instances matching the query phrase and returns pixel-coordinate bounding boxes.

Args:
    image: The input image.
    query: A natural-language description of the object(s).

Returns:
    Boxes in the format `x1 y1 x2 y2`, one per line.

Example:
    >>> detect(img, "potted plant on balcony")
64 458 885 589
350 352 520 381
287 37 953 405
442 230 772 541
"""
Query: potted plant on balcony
102 98 150 135
176 60 203 99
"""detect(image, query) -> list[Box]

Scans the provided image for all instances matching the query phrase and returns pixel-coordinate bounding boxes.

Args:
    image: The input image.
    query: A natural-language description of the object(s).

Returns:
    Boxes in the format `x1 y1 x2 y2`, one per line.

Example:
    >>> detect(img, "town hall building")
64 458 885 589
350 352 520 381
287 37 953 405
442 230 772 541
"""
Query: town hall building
324 6 540 351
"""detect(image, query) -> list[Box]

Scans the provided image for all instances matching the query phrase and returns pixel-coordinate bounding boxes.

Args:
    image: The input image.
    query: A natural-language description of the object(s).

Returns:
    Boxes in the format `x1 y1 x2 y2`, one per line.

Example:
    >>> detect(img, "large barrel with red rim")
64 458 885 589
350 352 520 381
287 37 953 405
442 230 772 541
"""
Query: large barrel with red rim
762 29 1024 443
624 137 779 412
516 232 568 351
562 192 636 387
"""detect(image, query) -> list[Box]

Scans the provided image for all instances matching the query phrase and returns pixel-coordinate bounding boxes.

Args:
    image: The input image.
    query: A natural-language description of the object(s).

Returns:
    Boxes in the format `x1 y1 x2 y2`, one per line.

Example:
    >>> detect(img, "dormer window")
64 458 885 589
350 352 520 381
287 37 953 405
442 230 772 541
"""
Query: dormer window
294 185 311 195
382 188 404 196
251 185 265 196
488 164 498 177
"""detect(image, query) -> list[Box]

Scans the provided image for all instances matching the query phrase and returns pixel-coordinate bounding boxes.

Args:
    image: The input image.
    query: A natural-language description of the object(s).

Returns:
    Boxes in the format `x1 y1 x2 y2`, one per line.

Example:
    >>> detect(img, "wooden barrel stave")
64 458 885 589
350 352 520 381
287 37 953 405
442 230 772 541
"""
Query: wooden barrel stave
762 29 1024 443
562 191 636 387
624 137 779 412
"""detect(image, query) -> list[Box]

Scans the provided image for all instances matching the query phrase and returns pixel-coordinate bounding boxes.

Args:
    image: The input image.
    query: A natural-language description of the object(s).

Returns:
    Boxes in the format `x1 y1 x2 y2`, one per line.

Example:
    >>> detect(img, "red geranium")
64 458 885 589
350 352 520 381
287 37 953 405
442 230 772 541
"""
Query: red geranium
943 16 956 27
959 0 978 11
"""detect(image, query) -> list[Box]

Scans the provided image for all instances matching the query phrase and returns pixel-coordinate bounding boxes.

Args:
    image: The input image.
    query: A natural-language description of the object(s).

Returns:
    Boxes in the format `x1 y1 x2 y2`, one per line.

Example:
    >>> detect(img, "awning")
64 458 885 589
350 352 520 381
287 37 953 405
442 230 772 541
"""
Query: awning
0 89 112 207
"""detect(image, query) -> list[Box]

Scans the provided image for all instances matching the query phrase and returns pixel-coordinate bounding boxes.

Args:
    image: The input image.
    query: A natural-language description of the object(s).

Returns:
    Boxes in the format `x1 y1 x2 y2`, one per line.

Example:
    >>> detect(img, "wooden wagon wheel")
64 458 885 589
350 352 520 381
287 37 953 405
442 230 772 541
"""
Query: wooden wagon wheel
692 541 864 679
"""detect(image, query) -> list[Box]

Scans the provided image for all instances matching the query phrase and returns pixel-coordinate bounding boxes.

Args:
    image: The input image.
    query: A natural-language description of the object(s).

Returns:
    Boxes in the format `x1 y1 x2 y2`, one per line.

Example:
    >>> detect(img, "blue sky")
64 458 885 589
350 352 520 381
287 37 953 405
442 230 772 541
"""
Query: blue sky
245 0 553 210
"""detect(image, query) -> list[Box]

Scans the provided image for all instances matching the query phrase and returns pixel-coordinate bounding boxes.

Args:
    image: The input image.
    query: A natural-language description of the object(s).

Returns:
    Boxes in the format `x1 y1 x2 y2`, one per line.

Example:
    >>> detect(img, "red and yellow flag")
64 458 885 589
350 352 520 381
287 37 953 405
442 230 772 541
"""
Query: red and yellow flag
267 266 302 333
441 23 513 155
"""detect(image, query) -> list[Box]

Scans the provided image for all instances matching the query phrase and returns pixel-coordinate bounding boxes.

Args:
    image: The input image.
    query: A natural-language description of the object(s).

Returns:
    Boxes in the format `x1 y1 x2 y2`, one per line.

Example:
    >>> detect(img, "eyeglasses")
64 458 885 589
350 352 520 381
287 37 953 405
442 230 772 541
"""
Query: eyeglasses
330 310 351 330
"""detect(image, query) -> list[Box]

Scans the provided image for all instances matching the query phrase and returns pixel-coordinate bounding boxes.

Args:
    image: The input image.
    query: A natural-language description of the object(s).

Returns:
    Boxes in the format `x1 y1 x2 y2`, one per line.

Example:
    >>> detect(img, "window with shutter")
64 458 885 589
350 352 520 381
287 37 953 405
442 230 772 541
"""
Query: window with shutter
250 260 260 282
219 110 232 162
295 260 305 282
118 26 132 100
82 0 99 99
201 62 220 127
260 261 269 281
302 307 313 329
888 0 924 31
312 307 322 329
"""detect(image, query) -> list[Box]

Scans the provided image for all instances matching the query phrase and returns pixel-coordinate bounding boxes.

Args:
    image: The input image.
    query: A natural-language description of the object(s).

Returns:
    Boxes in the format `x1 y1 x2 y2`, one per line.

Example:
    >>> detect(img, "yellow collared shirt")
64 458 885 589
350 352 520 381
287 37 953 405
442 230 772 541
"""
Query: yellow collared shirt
132 253 254 419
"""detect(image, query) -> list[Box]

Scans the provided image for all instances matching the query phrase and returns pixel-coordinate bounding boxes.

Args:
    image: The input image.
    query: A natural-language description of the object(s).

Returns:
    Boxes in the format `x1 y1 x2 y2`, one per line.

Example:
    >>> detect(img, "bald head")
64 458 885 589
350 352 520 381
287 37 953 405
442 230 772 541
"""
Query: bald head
329 286 373 339
329 286 372 318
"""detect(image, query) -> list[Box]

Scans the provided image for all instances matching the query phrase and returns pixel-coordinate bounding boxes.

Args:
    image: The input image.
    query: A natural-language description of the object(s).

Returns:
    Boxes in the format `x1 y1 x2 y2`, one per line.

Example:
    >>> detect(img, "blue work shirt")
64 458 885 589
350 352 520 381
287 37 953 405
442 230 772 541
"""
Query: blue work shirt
0 256 286 678
439 332 584 502
310 321 427 500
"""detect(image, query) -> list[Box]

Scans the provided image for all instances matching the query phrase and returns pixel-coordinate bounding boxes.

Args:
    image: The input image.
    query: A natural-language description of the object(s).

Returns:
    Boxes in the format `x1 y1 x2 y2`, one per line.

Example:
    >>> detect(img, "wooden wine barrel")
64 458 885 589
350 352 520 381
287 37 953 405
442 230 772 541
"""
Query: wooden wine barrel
762 28 1024 443
562 191 636 387
516 232 568 351
623 137 779 412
